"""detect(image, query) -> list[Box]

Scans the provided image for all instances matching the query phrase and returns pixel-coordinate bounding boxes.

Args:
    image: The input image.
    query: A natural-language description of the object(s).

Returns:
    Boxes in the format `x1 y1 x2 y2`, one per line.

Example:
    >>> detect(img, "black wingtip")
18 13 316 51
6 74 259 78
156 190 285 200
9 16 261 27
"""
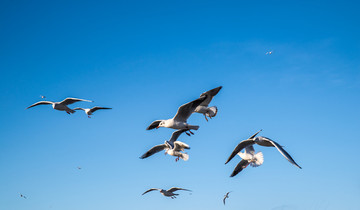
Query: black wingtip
146 120 161 130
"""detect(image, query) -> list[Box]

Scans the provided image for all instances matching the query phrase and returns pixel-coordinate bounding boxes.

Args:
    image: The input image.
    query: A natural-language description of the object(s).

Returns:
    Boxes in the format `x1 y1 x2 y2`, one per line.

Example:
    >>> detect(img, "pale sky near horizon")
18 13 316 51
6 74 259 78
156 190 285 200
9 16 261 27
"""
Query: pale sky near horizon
0 1 359 210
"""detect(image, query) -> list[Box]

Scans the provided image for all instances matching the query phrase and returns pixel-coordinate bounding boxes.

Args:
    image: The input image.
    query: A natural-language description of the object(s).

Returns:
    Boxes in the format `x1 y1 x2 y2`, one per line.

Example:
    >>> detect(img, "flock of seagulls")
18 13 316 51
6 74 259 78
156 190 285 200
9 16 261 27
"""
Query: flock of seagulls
140 86 301 204
24 85 301 206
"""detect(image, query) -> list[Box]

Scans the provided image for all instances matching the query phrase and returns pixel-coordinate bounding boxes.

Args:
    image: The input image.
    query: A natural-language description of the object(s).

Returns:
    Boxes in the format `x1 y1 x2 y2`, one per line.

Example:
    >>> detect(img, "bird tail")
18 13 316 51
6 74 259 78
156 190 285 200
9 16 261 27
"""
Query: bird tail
206 106 218 117
189 125 199 130
69 109 76 114
180 153 189 161
250 152 264 167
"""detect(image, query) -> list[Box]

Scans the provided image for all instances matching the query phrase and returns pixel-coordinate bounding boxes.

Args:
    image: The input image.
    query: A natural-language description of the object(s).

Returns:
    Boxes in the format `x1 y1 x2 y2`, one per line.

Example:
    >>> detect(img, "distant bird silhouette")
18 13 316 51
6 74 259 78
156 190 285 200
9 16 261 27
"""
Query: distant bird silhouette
223 191 231 205
142 187 191 199
20 194 27 199
77 166 81 170
266 51 273 55
27 97 92 114
40 95 46 99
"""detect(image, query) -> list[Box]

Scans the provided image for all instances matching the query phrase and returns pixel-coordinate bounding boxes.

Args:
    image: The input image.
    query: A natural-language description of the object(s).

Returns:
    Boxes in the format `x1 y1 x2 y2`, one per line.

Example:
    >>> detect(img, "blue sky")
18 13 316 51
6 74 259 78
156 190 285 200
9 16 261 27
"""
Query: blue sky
0 0 359 209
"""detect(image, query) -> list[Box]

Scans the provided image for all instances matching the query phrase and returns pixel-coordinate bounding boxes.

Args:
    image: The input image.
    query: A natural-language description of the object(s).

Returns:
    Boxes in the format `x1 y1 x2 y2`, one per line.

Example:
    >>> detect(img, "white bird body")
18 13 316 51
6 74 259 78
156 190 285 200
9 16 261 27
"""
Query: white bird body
165 141 190 161
238 146 264 167
160 119 198 130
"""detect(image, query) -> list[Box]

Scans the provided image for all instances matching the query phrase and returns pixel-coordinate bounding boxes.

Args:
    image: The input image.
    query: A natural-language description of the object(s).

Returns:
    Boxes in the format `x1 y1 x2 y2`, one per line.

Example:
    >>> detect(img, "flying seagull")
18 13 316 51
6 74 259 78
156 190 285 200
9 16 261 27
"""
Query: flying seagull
73 107 112 118
27 97 92 114
266 51 273 55
77 166 81 170
20 194 27 199
142 187 191 199
225 130 301 177
140 129 190 161
146 95 207 135
40 95 46 99
223 191 231 205
194 86 222 121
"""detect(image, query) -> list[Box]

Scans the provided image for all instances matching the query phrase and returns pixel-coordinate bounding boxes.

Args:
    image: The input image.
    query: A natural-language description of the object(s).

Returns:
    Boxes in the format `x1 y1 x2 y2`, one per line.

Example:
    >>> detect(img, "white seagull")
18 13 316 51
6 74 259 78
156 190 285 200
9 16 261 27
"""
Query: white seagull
142 187 191 199
140 129 190 161
225 130 301 177
266 51 273 55
27 97 92 114
194 86 222 121
146 95 207 135
73 107 112 118
223 191 231 205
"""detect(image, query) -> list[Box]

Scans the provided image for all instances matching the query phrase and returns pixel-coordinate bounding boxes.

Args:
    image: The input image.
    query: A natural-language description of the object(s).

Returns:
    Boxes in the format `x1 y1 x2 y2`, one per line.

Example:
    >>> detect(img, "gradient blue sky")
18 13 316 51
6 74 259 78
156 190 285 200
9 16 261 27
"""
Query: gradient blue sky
1 0 359 209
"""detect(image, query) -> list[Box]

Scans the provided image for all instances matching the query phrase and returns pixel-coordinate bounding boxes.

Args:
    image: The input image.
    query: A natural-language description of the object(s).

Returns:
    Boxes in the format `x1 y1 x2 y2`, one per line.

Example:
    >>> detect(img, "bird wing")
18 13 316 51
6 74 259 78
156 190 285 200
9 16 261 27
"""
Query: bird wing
169 129 188 143
167 187 191 193
90 107 112 113
139 144 167 159
173 96 207 122
142 188 161 195
199 86 222 107
73 107 85 111
225 139 254 164
230 159 250 177
146 120 162 130
59 97 92 105
244 145 255 155
256 137 302 169
223 196 226 205
249 129 262 139
174 141 190 151
26 101 53 109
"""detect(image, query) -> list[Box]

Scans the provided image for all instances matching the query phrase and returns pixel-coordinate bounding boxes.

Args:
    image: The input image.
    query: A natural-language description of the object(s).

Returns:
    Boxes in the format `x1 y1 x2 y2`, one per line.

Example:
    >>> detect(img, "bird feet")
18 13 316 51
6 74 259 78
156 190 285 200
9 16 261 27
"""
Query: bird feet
185 131 194 136
204 115 208 121
175 157 180 162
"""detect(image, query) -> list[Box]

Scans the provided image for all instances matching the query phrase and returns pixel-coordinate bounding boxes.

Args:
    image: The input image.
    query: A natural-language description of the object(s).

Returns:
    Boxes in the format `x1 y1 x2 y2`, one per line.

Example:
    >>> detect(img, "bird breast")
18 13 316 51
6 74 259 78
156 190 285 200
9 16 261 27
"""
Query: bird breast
194 106 208 114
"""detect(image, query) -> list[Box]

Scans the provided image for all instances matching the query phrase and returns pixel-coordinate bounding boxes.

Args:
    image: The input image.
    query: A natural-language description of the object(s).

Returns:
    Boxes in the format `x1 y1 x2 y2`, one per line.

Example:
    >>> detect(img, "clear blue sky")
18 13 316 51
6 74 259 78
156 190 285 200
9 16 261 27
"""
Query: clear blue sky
0 0 359 209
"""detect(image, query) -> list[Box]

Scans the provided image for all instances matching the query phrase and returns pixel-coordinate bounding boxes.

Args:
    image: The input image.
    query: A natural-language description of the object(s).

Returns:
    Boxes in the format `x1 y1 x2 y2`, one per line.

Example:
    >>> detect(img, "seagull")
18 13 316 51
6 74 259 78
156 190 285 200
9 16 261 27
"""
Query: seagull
223 191 231 205
225 130 301 177
20 194 27 199
140 129 190 161
77 166 81 170
40 95 46 99
194 86 222 121
73 107 112 118
266 51 273 55
142 187 191 199
146 95 207 135
26 97 93 114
